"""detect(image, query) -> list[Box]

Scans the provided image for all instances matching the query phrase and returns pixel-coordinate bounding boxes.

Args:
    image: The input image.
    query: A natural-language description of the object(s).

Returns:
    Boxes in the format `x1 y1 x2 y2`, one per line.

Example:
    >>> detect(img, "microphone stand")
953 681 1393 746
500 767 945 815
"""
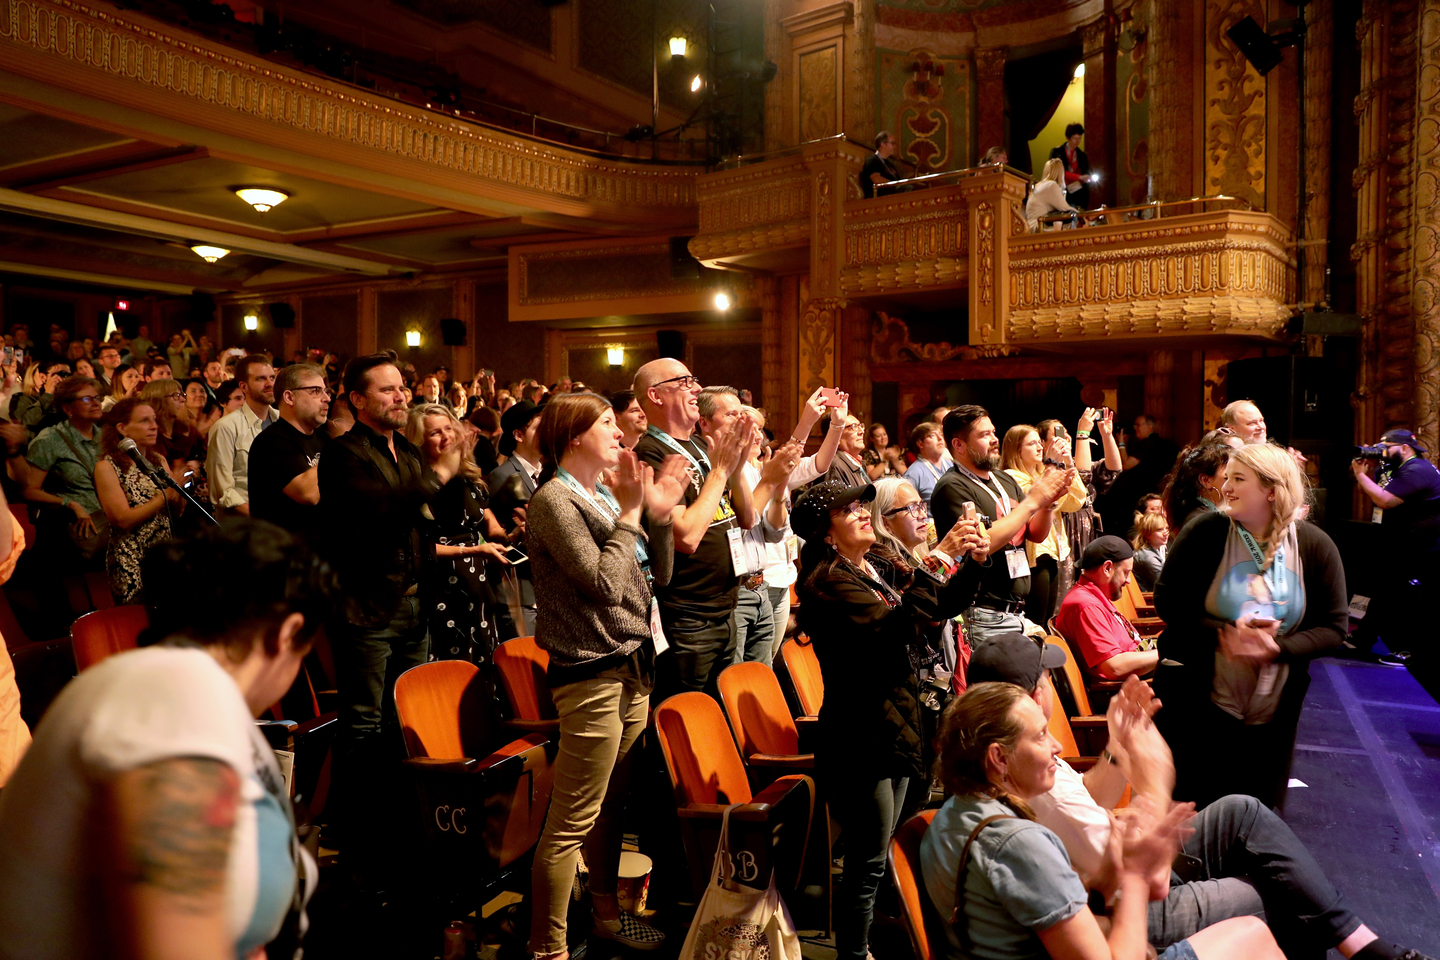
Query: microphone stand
124 443 218 525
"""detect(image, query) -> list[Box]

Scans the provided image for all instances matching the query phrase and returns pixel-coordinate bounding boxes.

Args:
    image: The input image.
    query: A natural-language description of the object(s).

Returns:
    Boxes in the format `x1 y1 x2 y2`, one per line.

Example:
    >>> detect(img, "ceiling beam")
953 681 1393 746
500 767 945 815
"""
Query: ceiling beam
0 138 157 185
11 146 209 192
285 211 491 245
0 259 200 295
0 188 395 277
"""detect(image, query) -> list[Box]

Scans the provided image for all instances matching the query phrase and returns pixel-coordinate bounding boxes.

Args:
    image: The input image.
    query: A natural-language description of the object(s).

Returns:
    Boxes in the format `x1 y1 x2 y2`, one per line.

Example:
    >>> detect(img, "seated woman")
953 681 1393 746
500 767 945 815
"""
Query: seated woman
919 681 1284 960
793 479 988 960
100 363 143 413
1129 511 1169 592
0 519 336 960
1026 158 1081 232
95 398 182 603
1154 443 1347 810
140 378 199 478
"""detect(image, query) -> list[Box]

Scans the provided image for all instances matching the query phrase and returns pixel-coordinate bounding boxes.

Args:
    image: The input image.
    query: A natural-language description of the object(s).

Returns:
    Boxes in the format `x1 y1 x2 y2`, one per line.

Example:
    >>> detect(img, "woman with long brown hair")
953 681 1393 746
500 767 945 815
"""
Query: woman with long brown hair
526 393 689 959
1002 423 1087 627
140 378 199 478
94 397 182 602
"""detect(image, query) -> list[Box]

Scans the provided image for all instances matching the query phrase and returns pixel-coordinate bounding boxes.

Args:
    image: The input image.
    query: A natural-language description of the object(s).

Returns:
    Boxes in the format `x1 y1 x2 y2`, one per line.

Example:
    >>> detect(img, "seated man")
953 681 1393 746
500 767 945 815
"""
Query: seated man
1055 535 1157 679
966 633 1431 960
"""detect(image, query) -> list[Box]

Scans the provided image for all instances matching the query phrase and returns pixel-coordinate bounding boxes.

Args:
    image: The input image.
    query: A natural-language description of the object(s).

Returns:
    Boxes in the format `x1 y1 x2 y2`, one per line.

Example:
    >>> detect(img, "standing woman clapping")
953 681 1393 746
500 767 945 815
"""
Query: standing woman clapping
526 394 690 959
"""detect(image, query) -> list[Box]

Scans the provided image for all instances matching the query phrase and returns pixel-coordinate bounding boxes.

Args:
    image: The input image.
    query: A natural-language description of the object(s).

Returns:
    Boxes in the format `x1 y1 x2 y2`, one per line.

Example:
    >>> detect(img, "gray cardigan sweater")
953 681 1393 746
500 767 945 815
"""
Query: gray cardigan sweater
526 478 674 668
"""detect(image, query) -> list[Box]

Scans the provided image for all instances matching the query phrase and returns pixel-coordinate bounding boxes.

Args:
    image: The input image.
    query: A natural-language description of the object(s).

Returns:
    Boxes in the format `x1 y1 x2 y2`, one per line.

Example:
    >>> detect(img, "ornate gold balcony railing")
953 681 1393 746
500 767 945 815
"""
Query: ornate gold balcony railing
841 182 969 295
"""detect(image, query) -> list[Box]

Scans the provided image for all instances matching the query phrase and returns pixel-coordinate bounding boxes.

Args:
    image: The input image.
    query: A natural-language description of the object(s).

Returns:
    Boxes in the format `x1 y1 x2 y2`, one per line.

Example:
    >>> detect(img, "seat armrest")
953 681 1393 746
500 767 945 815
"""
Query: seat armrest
1069 716 1108 730
256 719 297 749
504 718 561 734
475 733 550 772
747 753 815 768
402 757 480 774
794 715 819 727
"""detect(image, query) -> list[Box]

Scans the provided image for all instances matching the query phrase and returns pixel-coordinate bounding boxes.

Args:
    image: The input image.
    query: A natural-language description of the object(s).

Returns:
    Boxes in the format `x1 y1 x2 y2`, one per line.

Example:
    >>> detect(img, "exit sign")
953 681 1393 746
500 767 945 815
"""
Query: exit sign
114 299 130 312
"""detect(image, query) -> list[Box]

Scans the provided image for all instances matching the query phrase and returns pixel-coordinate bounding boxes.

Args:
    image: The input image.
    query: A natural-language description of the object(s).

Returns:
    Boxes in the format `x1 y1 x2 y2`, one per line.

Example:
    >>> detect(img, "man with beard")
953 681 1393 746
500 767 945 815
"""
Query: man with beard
320 354 463 886
1351 428 1440 663
206 354 278 516
931 404 1072 646
248 362 330 541
1054 535 1158 679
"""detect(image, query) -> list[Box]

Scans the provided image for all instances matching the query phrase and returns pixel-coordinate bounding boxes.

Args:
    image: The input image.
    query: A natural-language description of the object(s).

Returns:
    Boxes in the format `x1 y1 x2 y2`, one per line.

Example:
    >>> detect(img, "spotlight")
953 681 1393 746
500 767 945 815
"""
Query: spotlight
234 188 289 214
714 292 731 311
191 244 229 262
243 313 259 331
406 329 422 347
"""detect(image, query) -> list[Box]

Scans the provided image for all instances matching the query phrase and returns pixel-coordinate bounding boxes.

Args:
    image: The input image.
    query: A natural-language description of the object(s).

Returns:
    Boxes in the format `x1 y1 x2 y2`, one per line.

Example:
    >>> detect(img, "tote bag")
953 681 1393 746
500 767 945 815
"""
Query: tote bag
678 805 803 960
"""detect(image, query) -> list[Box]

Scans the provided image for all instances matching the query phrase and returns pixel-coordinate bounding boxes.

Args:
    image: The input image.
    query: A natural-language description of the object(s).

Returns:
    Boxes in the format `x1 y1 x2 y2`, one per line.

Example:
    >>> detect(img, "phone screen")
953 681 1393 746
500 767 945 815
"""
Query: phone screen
504 546 528 565
2 347 11 366
13 349 23 368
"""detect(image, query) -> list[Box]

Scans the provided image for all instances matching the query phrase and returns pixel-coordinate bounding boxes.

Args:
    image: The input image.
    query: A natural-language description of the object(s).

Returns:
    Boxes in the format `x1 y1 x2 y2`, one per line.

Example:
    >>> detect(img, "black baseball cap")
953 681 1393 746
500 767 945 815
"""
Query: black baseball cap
791 480 875 542
966 632 1068 692
1381 428 1427 453
498 400 544 456
1080 535 1135 570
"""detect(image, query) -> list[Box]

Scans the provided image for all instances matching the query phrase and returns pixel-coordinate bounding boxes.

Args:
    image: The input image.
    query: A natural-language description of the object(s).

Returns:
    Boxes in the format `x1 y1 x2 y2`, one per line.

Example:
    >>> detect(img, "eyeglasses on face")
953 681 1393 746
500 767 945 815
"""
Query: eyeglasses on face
654 374 700 390
884 502 928 520
289 385 332 398
839 501 871 518
71 395 101 405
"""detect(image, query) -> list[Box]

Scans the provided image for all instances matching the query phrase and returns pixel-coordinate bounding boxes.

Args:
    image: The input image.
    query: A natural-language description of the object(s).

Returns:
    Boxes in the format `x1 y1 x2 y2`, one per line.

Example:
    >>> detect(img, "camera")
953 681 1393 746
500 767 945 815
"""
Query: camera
1354 444 1388 459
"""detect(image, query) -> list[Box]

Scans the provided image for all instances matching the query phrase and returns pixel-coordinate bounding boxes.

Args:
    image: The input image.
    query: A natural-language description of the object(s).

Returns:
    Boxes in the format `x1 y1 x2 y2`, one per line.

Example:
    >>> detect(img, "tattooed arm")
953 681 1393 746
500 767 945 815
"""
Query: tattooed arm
104 756 241 960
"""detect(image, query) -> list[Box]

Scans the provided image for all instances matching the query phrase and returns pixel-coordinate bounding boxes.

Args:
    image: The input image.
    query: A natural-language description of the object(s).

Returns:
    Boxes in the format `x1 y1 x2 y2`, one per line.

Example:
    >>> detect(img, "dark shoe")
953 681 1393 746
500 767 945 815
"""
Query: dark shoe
1378 650 1412 665
592 913 665 952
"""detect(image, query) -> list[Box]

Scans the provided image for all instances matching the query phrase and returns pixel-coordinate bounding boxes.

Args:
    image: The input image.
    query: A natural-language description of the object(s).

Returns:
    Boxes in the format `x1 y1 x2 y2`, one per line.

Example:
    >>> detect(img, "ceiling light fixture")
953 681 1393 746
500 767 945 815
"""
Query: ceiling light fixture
191 244 230 262
244 313 259 331
714 292 731 311
406 329 422 347
234 188 290 214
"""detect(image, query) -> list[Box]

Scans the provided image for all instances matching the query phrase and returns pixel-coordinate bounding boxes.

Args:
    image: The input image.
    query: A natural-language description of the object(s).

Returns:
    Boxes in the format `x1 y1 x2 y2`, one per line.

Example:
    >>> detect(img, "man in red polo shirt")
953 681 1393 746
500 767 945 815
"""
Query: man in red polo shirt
1055 535 1157 679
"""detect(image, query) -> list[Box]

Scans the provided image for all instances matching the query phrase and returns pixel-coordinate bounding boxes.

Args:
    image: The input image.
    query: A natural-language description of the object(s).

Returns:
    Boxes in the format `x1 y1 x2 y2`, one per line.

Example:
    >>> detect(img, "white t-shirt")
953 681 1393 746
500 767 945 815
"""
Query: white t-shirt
1028 757 1111 881
0 646 310 960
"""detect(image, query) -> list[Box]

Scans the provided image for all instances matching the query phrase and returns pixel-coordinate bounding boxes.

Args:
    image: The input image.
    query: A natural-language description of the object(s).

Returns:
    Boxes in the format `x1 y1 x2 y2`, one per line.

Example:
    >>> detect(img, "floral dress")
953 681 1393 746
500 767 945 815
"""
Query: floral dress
102 455 172 603
426 478 512 663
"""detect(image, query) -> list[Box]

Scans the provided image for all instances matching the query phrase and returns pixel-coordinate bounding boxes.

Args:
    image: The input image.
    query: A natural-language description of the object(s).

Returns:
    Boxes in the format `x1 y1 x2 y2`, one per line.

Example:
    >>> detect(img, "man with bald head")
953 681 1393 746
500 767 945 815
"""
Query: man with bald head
1220 400 1267 445
633 358 753 700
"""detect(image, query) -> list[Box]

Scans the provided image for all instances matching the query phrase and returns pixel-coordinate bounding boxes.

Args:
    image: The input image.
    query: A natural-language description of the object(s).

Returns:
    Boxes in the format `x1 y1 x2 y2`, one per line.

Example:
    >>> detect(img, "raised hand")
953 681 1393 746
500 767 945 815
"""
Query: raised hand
759 439 803 487
646 454 690 521
610 449 645 521
1046 434 1071 465
1098 408 1115 437
1078 407 1098 434
830 392 851 425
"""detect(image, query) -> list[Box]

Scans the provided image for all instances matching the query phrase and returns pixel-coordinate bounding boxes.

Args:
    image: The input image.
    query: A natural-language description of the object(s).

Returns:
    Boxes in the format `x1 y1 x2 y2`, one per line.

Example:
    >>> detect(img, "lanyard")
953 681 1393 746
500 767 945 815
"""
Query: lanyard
645 425 711 478
917 458 944 481
954 462 1012 516
1236 524 1285 594
556 467 649 574
843 556 901 608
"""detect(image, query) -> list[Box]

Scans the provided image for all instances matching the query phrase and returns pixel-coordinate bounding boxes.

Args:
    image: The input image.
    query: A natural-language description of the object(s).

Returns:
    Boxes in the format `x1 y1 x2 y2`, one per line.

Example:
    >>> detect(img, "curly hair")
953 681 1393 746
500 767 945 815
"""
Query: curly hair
933 682 1036 819
1161 440 1231 530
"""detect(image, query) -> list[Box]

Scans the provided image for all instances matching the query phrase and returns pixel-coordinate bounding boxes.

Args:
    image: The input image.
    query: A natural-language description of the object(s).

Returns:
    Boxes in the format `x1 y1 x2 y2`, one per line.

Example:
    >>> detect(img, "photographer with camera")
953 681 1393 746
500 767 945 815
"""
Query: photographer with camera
1351 429 1440 663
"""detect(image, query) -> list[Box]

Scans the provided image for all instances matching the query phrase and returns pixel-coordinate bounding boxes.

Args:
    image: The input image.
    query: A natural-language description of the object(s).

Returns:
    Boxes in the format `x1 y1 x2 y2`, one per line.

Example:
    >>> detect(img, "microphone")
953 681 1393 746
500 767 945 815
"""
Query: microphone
117 438 162 477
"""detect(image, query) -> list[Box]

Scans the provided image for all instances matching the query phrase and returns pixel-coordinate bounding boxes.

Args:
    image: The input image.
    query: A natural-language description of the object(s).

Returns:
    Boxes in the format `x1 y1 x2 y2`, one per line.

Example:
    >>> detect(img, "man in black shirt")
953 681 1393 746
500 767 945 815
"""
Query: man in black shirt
931 405 1071 647
248 362 328 541
319 354 463 876
1352 428 1440 660
859 131 901 199
633 358 753 701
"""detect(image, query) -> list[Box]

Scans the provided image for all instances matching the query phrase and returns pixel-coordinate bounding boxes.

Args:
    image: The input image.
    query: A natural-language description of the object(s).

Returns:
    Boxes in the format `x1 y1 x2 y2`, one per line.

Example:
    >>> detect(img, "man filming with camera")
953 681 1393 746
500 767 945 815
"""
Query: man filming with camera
1351 428 1440 664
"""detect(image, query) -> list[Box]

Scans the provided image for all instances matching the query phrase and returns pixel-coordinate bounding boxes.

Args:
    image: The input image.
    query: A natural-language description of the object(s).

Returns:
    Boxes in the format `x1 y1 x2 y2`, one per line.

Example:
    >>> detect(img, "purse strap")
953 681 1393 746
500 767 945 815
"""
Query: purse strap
952 813 1017 954
54 424 97 475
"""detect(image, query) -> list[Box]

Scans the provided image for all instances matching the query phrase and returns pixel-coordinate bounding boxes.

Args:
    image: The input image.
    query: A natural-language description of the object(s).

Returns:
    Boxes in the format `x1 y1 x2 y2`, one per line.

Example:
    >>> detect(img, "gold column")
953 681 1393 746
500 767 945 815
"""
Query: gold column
1410 3 1440 453
974 47 1008 160
1146 0 1197 200
1302 0 1333 312
959 169 1026 349
846 0 875 144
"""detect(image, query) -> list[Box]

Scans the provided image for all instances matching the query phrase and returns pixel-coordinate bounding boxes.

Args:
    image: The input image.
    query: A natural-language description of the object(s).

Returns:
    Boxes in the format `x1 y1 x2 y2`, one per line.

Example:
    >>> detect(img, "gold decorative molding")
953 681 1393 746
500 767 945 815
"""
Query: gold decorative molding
840 183 968 295
0 0 697 223
799 296 843 398
1007 212 1296 342
976 201 995 306
1410 3 1440 454
1203 0 1267 209
870 312 1019 363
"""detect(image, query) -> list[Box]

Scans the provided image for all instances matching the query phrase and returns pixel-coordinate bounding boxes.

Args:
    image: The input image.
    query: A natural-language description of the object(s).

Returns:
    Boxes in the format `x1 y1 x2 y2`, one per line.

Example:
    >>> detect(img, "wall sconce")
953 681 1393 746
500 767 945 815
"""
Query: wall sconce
607 345 625 367
243 313 259 331
691 75 703 93
1073 62 1086 79
406 329 422 347
234 188 289 214
669 36 687 62
191 244 229 262
714 291 731 311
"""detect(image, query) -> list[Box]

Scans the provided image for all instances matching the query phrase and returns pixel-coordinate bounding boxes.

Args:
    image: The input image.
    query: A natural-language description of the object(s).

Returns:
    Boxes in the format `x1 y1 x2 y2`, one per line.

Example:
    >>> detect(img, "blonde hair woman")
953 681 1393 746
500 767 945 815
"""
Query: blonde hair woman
1129 510 1169 591
1153 443 1346 809
1001 423 1087 627
1025 157 1079 232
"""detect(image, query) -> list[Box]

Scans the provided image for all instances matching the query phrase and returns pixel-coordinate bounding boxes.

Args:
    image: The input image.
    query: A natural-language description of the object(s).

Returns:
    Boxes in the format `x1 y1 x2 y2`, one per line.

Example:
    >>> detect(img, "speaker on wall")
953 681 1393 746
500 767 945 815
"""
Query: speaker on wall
669 237 700 280
656 329 686 360
1225 356 1350 445
440 317 467 346
190 293 216 327
268 302 296 328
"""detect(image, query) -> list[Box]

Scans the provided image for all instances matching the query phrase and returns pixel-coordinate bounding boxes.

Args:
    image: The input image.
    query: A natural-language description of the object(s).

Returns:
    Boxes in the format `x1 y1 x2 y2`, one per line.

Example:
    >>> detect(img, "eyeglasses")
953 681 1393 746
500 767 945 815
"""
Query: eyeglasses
71 395 101 405
290 386 332 398
169 392 185 400
654 374 700 390
884 502 928 520
839 501 871 518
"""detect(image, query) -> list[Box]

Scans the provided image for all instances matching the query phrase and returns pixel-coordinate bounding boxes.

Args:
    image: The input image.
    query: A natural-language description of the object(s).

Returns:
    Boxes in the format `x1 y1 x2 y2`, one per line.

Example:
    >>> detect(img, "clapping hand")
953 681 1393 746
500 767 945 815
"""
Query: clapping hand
759 439 803 488
1219 618 1281 665
610 449 647 523
937 516 986 560
1117 796 1196 881
645 454 691 522
706 413 752 477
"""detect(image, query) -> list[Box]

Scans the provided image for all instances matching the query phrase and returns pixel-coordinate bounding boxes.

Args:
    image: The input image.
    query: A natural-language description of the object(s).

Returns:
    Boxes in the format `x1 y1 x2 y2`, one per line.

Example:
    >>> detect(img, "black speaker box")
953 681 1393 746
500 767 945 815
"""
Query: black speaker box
268 302 296 328
190 293 216 328
669 236 700 280
657 329 686 359
440 317 466 346
1225 355 1351 445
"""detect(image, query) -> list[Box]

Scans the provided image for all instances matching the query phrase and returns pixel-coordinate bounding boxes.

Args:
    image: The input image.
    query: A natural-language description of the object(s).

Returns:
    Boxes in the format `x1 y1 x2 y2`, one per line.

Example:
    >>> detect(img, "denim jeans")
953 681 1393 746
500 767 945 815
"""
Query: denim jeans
1147 794 1362 955
333 595 430 870
964 605 1026 649
831 776 909 960
733 586 777 666
766 583 791 666
655 606 737 703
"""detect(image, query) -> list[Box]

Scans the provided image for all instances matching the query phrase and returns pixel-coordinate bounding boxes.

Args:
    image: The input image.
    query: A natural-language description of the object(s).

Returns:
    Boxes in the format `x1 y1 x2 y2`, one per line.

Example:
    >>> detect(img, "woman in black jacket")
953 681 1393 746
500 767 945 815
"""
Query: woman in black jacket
792 479 986 960
1153 443 1347 809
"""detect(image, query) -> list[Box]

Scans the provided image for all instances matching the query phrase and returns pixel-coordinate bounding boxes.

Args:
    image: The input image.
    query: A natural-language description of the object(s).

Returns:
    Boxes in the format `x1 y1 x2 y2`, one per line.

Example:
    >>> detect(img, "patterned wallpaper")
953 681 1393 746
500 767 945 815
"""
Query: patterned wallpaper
1114 35 1150 206
875 0 1033 31
577 0 708 110
875 49 973 173
393 0 553 52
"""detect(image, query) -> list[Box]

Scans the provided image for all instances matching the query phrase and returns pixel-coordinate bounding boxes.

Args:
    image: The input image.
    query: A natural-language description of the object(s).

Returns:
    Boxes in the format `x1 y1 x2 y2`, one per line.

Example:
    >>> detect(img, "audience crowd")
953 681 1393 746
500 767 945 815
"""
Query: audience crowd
0 318 1435 960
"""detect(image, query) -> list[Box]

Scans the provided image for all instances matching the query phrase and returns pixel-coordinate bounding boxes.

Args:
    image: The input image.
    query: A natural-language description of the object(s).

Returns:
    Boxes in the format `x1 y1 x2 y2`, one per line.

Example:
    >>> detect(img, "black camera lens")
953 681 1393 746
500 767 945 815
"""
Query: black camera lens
1354 444 1387 459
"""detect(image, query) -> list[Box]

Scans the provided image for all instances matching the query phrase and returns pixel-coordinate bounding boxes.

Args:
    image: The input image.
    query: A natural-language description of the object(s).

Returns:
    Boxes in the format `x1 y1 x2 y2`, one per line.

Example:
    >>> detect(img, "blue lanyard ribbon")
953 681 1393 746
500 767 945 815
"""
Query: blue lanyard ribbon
555 466 649 574
1236 524 1285 595
645 425 710 477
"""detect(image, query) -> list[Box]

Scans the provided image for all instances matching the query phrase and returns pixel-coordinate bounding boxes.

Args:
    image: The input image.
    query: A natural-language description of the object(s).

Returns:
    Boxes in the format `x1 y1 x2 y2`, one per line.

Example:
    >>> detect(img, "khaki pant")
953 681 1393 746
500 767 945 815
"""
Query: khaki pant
529 660 649 956
0 631 31 787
